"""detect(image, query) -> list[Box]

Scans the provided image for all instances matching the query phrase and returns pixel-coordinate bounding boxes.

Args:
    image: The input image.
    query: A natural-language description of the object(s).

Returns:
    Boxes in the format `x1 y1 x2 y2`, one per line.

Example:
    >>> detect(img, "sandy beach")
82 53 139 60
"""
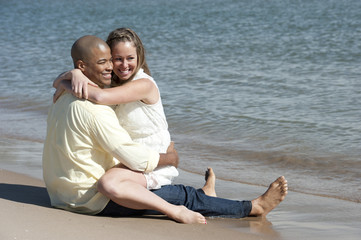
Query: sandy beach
0 135 360 240
1 152 360 240
0 169 270 240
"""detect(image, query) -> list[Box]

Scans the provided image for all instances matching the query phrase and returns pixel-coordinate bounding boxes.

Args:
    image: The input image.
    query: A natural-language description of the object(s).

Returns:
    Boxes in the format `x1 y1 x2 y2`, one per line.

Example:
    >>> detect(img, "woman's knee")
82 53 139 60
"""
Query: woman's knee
96 168 146 197
97 174 113 196
97 169 122 196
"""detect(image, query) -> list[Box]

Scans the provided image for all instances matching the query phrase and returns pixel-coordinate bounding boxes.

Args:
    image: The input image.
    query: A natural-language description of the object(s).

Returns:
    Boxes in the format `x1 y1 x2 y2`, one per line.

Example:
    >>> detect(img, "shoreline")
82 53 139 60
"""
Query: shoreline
1 135 359 203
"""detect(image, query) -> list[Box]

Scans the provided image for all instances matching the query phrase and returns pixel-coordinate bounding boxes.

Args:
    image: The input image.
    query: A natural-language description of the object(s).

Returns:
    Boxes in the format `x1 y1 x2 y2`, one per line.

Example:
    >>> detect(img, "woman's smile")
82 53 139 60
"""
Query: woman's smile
112 41 138 81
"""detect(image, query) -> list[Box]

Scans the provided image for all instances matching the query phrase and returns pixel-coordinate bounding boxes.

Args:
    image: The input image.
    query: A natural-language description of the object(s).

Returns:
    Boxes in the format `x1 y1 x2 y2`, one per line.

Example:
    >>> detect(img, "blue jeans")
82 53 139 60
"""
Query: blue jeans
97 184 252 218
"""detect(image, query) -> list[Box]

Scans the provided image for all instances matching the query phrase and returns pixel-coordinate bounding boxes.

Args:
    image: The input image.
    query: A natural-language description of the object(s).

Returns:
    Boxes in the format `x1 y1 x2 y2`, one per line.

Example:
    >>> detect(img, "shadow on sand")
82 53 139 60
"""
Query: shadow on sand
0 183 51 207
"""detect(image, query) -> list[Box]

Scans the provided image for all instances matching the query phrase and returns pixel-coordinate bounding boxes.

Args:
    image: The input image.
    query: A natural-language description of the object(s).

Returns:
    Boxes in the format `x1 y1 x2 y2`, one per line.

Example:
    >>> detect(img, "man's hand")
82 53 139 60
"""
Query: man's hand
166 142 179 167
158 142 179 168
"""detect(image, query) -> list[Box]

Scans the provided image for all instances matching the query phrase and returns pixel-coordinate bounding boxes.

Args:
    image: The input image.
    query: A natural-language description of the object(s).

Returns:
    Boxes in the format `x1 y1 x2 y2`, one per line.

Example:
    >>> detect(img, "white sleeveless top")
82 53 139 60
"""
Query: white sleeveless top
115 69 170 153
114 69 178 189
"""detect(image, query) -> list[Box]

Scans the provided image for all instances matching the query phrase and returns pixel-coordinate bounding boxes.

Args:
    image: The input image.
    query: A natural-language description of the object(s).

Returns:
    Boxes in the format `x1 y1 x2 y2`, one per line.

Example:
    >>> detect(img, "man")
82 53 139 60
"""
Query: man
43 35 288 224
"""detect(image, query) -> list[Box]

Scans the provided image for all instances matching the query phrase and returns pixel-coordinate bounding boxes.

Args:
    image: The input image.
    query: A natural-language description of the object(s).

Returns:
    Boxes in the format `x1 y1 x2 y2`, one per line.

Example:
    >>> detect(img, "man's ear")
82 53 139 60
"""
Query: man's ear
76 60 86 71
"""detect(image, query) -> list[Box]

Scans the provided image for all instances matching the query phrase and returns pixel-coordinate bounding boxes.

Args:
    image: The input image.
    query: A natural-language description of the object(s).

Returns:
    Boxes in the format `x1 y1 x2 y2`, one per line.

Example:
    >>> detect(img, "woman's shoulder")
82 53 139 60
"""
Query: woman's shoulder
133 68 158 91
133 68 154 81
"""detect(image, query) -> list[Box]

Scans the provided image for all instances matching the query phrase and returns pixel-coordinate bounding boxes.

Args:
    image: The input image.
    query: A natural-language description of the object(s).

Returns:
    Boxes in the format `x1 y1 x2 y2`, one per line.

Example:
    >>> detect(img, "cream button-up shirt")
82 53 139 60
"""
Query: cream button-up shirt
42 93 159 215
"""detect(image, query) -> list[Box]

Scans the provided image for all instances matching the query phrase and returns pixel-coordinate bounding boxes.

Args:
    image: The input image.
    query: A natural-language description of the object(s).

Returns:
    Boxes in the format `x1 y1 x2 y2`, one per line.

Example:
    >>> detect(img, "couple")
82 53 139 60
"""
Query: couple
42 28 288 224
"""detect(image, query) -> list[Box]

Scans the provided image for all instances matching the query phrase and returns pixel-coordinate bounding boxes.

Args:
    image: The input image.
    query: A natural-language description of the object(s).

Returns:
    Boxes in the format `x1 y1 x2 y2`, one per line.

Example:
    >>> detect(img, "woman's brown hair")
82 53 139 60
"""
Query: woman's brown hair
106 28 150 86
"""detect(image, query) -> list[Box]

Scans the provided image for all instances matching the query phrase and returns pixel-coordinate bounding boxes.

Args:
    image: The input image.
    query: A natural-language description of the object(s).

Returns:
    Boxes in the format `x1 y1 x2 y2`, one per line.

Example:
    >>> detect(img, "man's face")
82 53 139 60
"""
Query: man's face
83 45 113 88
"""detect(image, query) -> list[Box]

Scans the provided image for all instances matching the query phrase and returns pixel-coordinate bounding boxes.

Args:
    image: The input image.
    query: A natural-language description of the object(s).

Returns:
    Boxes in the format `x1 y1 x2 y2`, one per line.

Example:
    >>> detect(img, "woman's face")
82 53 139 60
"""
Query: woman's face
111 41 138 81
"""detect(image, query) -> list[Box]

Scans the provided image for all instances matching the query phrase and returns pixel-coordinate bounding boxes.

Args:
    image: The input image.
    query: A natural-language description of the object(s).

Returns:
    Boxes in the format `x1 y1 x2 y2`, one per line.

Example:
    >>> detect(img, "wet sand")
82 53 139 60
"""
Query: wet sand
0 137 360 239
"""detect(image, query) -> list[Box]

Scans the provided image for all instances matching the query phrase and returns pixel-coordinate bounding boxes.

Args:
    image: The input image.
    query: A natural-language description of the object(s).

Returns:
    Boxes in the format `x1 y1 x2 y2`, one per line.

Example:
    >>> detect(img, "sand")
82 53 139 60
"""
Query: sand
0 169 264 240
0 137 360 240
1 167 361 240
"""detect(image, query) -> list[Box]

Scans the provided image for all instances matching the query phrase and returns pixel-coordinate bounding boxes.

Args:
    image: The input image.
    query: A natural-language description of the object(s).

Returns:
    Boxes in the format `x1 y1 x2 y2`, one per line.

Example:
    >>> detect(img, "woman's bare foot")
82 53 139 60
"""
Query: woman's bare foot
202 167 217 197
249 176 288 217
169 205 207 224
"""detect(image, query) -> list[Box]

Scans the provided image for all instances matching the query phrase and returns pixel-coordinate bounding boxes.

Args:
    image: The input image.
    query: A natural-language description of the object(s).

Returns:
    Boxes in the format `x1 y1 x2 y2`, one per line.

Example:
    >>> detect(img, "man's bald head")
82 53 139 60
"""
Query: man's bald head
71 35 109 68
70 35 113 88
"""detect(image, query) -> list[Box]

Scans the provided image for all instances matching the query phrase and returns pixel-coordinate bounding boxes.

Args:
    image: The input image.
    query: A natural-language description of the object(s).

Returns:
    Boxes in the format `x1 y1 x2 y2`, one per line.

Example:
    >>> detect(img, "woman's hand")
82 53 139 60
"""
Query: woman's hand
71 69 98 99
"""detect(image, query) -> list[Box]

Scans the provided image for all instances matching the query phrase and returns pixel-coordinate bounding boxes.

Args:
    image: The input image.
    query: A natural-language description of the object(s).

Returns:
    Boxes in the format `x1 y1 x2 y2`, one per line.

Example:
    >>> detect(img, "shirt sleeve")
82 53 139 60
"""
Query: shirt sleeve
89 105 159 173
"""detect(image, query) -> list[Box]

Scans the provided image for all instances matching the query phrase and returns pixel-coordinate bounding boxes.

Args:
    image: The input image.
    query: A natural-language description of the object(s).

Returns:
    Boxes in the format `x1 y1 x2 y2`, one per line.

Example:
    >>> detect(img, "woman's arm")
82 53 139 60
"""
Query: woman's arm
53 71 71 88
53 69 98 99
88 78 159 105
54 69 159 105
53 80 72 103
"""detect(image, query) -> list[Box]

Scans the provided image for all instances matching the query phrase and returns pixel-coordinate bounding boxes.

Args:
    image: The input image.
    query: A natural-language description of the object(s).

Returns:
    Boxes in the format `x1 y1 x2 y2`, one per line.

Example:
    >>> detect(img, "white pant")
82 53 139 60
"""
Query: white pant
144 166 179 190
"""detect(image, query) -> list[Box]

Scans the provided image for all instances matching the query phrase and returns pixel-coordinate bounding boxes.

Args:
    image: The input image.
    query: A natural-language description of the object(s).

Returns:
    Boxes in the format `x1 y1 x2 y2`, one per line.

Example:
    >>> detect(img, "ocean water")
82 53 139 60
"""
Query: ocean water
0 0 360 202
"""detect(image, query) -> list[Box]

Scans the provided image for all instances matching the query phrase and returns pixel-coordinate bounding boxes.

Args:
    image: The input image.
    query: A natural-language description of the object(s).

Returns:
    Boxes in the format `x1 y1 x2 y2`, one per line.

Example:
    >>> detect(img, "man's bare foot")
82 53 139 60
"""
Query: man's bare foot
249 176 288 217
169 206 207 224
202 167 217 197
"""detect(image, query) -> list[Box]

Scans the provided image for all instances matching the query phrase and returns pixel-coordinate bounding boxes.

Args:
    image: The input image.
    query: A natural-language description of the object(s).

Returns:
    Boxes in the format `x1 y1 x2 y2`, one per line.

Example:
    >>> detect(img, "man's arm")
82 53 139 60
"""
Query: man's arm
91 105 175 173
